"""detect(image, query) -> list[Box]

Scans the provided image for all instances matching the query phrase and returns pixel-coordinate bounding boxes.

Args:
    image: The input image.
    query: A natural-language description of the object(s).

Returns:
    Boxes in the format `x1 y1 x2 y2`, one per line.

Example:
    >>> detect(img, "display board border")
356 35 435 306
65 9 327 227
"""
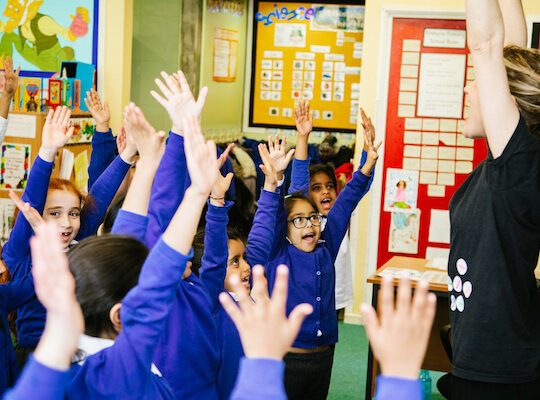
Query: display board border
242 0 365 134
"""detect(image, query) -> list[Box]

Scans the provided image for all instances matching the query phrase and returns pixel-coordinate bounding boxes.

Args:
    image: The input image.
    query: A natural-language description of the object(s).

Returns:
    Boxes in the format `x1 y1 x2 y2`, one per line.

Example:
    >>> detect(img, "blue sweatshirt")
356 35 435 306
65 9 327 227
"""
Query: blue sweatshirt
112 209 220 400
88 128 117 189
265 167 370 348
230 358 286 400
200 189 279 400
2 155 130 348
66 238 188 399
0 276 36 396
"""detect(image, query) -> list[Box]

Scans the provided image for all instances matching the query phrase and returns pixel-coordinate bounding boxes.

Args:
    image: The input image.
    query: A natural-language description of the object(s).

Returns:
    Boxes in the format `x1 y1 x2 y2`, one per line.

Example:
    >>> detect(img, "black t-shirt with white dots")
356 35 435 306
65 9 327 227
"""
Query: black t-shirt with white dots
448 116 540 384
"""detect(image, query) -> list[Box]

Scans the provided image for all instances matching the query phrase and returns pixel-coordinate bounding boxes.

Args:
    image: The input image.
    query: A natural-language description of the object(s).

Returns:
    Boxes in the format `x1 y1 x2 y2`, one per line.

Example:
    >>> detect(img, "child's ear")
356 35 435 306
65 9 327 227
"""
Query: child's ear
109 303 123 334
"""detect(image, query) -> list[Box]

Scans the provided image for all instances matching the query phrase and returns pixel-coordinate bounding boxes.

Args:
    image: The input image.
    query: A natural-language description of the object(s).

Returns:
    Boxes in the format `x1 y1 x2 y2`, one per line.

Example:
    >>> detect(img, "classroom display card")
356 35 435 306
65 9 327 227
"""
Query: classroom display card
389 209 421 254
384 168 419 212
1 143 30 190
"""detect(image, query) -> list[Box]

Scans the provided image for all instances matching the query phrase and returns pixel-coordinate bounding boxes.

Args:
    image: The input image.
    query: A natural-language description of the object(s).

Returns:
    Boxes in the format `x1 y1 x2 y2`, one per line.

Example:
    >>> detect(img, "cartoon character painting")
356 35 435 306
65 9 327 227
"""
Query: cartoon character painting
0 0 89 72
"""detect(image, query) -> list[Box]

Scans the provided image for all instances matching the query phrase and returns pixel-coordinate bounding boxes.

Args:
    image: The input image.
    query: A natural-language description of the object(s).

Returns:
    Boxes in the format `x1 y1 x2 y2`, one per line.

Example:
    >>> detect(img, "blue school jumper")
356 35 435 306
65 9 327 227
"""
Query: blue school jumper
112 209 220 400
266 167 370 348
2 155 131 348
66 238 187 399
200 189 279 400
88 128 117 189
0 277 35 396
3 356 70 400
230 358 287 400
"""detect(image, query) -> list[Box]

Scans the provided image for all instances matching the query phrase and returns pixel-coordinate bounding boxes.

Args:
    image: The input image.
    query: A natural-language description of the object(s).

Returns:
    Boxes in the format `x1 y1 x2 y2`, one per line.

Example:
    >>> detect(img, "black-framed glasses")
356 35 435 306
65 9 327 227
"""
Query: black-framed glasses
287 214 322 229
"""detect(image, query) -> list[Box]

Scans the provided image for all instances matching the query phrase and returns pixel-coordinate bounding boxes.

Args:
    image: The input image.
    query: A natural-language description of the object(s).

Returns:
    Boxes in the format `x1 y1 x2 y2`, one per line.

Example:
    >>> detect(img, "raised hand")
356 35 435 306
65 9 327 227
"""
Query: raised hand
182 115 219 196
361 276 436 379
220 265 313 360
9 190 44 233
3 56 20 96
84 88 110 132
31 222 84 370
151 70 209 134
266 135 295 180
360 108 375 152
116 126 127 154
294 100 313 137
39 106 75 162
359 110 382 176
258 143 278 192
123 102 165 165
210 143 235 206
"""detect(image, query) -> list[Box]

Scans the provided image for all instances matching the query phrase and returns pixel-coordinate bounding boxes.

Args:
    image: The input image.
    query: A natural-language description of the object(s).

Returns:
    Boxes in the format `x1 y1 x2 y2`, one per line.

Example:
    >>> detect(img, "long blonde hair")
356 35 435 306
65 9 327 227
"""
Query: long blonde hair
503 46 540 139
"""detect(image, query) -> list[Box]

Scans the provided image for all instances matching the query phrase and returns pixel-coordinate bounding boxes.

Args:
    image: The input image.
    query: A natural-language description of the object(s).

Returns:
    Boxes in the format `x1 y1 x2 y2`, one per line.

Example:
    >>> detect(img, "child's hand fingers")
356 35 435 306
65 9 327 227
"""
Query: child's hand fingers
150 90 167 108
379 275 394 327
219 292 245 329
269 265 289 315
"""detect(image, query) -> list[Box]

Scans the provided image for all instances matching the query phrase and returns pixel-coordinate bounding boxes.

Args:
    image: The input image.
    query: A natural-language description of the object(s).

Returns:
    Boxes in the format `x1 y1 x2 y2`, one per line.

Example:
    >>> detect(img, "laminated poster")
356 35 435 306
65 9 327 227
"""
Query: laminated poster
74 150 89 193
388 209 421 254
1 143 30 190
384 168 419 212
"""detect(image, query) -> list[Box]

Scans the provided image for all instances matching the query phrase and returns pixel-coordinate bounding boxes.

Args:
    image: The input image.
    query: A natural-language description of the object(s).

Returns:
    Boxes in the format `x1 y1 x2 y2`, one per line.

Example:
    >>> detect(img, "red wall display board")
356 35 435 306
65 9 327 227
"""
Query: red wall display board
376 18 488 268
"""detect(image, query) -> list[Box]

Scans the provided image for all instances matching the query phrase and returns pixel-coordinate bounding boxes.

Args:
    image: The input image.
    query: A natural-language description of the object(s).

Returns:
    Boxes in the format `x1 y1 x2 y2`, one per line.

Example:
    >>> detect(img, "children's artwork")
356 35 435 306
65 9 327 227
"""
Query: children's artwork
22 77 41 112
213 27 239 82
73 150 89 193
0 197 15 244
0 143 30 190
384 168 419 212
310 5 364 32
274 23 306 47
0 0 98 74
389 209 421 254
68 117 94 144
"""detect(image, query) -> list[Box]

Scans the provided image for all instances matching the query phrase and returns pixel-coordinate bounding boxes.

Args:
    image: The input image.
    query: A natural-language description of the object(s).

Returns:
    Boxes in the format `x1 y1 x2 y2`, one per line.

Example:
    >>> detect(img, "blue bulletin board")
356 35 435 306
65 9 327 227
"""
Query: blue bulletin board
0 0 99 77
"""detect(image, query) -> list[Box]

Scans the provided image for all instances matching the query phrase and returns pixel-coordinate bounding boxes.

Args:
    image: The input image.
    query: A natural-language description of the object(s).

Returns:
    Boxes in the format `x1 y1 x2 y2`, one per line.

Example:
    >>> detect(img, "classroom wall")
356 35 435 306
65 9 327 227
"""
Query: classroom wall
130 0 183 132
346 0 540 325
200 0 248 133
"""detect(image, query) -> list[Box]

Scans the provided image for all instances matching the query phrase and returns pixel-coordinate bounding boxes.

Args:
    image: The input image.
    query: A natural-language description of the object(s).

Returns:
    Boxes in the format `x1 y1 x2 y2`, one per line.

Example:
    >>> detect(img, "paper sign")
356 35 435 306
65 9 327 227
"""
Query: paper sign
404 131 421 144
5 114 36 139
421 146 438 159
456 161 473 174
422 118 439 131
274 24 306 47
400 78 418 91
440 119 457 132
402 51 420 65
404 118 422 130
311 45 331 53
398 105 415 118
403 158 420 170
437 172 455 186
438 147 456 160
399 91 416 105
425 247 450 264
263 51 283 58
401 65 419 78
1 143 30 190
439 133 456 146
402 39 421 52
384 168 419 212
422 132 439 145
0 198 15 244
456 147 474 161
74 150 90 193
428 209 451 243
420 159 437 172
404 145 421 158
423 29 466 49
389 209 421 254
60 149 74 180
419 171 437 185
457 135 474 147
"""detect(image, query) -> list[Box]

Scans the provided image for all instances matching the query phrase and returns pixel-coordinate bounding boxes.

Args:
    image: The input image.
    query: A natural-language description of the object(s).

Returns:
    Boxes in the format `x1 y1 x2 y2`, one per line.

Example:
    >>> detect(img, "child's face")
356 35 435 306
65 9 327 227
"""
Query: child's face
225 239 251 294
43 189 81 249
309 172 337 217
286 199 321 253
397 181 405 189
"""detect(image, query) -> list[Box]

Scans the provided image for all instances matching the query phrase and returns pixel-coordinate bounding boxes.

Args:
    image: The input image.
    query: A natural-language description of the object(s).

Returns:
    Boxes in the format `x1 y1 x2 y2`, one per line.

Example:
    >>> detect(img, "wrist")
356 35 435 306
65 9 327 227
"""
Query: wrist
95 122 110 132
38 146 59 162
263 181 277 193
209 195 226 207
171 125 183 136
360 162 375 176
185 186 211 200
2 89 14 98
119 148 137 164
381 365 419 380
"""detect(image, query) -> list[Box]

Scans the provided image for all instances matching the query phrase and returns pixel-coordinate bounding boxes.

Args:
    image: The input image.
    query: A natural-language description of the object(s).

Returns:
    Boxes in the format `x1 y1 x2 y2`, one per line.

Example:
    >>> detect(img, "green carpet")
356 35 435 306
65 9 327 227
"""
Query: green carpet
328 322 447 399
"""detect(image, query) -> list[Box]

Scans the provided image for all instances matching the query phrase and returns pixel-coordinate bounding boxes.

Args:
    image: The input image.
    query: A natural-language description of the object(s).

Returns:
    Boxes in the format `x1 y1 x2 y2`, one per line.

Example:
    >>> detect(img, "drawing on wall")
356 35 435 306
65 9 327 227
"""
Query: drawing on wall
310 5 364 32
384 168 419 212
0 0 97 73
0 197 14 244
389 209 421 254
1 143 30 189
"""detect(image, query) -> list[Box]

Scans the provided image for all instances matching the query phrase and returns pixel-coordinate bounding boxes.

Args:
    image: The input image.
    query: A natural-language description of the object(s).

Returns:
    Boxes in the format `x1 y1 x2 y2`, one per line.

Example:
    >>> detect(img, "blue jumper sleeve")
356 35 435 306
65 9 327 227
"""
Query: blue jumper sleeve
2 156 53 271
324 167 370 261
77 155 131 240
288 157 311 195
111 209 149 243
229 358 286 400
246 189 279 268
2 275 36 313
73 238 191 394
3 356 70 400
146 132 187 249
199 200 232 311
374 376 422 400
359 149 374 198
269 186 288 260
88 128 117 190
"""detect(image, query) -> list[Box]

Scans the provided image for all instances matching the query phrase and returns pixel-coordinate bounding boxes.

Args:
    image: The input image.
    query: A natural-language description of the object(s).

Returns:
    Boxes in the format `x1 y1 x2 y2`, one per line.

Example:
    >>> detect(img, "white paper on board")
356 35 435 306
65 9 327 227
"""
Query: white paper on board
274 24 306 47
402 51 420 65
419 171 437 185
0 198 15 244
421 146 438 159
422 132 439 145
423 29 467 49
1 143 30 189
456 147 474 161
417 53 466 119
440 119 457 132
5 114 36 139
384 168 419 212
403 145 421 158
295 52 315 60
402 39 421 52
403 158 420 170
425 247 450 264
345 67 361 75
422 118 439 131
428 209 451 244
457 135 474 147
311 45 331 53
388 209 421 254
439 133 456 146
264 51 283 58
456 161 473 174
438 160 456 173
60 149 74 180
438 146 456 160
404 131 421 144
399 78 417 92
324 53 345 61
398 91 417 105
420 159 437 172
404 118 422 130
437 172 455 186
401 65 419 78
428 184 445 197
398 105 415 118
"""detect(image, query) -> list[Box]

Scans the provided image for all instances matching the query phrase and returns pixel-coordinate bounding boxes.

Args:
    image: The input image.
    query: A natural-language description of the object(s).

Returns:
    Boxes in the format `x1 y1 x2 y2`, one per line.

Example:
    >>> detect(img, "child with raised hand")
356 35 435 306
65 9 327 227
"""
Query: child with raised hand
361 276 436 400
196 139 289 400
259 112 380 399
110 105 222 400
4 223 83 400
2 105 136 368
292 101 375 313
0 57 20 144
221 265 313 400
64 113 219 399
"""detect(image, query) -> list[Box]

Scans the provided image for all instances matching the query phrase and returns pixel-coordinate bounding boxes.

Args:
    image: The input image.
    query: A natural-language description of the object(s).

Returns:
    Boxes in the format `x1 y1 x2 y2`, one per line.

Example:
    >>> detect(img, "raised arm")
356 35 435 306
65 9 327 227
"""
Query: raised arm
2 107 73 268
499 0 526 47
110 104 165 242
465 0 520 158
290 101 313 194
146 70 207 247
85 89 118 189
0 57 19 143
